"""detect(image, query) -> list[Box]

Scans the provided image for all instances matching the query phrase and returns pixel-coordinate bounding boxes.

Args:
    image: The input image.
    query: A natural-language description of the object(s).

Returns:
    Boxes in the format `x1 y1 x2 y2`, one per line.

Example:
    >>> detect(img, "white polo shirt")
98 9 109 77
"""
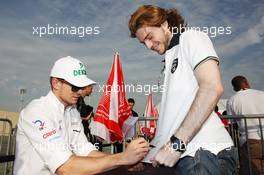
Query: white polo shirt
144 30 233 162
14 91 96 175
226 89 264 145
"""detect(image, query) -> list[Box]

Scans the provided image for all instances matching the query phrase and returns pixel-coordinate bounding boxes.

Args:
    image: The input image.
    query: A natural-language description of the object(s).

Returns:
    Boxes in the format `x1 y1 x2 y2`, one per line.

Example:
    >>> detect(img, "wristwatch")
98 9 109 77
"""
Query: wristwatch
170 135 187 153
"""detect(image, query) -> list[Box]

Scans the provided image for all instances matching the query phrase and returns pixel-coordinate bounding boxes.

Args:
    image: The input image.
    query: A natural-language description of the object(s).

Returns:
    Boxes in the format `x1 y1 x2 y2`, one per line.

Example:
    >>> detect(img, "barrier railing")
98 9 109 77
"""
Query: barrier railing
1 115 263 175
221 114 264 175
0 118 15 175
135 117 157 141
136 115 264 175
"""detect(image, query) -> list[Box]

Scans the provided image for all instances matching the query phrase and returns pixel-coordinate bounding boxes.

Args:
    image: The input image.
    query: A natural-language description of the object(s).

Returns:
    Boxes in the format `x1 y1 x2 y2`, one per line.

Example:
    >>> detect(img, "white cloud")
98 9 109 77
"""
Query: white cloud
218 16 264 56
0 0 263 114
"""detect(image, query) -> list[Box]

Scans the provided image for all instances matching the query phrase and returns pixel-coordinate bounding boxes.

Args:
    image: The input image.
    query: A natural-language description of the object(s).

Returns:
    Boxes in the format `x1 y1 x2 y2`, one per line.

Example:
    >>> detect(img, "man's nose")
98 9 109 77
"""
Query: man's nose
145 40 153 50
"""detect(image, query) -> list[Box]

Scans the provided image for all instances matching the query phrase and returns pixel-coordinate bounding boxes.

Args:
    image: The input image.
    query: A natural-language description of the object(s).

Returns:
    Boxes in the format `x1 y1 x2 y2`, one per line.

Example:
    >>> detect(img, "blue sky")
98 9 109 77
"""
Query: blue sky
0 0 263 115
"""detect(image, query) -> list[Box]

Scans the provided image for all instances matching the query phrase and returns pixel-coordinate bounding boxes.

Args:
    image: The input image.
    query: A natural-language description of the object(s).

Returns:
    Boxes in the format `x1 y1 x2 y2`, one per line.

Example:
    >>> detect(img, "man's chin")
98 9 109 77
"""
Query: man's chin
157 49 166 55
71 98 79 105
152 48 165 55
156 46 166 55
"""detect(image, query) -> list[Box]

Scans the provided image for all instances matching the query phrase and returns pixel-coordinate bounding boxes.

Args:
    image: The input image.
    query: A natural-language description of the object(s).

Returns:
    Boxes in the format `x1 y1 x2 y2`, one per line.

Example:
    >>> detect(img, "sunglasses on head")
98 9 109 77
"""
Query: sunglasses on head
60 79 84 92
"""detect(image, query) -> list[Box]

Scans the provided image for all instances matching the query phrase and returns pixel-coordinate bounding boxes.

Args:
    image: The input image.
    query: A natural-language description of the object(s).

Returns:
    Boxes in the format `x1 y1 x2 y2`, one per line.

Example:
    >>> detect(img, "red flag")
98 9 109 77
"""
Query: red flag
91 53 132 143
140 94 157 136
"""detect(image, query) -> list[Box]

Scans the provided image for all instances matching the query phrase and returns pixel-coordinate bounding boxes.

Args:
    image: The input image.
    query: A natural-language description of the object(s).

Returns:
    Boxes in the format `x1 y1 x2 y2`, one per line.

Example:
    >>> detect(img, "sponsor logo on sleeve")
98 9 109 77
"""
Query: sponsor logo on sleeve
73 129 81 133
43 129 57 139
32 120 45 131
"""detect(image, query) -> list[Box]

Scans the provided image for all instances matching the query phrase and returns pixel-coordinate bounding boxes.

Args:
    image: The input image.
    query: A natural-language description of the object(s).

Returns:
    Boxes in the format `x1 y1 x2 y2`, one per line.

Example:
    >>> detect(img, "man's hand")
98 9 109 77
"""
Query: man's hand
152 142 181 167
121 138 149 165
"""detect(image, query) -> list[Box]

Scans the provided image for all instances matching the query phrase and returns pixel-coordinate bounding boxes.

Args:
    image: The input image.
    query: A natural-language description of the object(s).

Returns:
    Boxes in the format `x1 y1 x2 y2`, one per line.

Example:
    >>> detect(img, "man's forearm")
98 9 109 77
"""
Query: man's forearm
57 153 127 175
175 84 223 144
88 150 108 158
57 138 149 175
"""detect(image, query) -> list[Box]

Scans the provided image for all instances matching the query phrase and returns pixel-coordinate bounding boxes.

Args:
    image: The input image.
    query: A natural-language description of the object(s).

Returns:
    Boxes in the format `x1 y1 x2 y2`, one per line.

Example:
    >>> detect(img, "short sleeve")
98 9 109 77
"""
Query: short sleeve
72 123 97 156
69 109 97 156
181 30 219 70
19 106 72 173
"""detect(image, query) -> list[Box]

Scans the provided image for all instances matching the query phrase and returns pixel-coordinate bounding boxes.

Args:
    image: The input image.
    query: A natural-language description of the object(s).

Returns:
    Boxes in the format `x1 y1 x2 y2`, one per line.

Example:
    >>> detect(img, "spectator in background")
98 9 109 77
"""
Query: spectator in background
114 98 139 153
127 98 139 140
214 105 221 116
76 85 104 151
76 84 94 137
227 75 264 175
215 105 229 127
128 98 139 117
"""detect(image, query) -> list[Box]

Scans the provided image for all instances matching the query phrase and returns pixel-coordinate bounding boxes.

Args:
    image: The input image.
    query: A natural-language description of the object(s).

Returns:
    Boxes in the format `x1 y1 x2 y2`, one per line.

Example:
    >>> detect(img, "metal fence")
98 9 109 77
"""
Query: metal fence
136 115 264 175
221 114 264 175
1 115 263 175
0 119 16 175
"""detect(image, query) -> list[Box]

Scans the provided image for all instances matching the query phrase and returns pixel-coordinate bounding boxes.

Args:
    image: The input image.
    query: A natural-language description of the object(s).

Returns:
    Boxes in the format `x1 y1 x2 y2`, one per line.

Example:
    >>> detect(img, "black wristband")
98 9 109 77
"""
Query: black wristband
170 135 186 153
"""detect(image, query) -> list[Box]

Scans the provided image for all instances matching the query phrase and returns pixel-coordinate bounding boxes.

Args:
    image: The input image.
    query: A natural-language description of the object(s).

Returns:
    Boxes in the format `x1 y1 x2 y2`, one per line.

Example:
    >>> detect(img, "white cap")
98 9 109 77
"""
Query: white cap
50 56 96 87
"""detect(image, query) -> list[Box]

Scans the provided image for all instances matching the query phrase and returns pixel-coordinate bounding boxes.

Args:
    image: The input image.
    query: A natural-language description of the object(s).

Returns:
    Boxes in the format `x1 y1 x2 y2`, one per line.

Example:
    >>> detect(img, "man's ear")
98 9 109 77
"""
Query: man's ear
51 78 61 91
245 80 251 89
161 21 169 31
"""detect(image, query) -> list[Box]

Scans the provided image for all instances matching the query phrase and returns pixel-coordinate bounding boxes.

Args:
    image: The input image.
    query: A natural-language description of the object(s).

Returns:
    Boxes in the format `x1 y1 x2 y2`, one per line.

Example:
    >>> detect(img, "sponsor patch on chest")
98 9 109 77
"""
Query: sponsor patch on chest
171 58 178 74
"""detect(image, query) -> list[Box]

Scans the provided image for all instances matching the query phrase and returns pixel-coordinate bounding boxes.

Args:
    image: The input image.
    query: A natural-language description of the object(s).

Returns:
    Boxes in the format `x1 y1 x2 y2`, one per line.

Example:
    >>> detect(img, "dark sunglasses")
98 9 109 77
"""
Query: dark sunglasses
61 79 84 92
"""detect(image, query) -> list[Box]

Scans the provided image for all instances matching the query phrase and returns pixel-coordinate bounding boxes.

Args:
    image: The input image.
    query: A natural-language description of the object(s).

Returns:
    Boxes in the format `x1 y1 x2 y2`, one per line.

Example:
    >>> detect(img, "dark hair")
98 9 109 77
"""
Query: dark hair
128 5 185 38
214 105 219 112
77 97 94 118
128 98 135 103
231 75 247 92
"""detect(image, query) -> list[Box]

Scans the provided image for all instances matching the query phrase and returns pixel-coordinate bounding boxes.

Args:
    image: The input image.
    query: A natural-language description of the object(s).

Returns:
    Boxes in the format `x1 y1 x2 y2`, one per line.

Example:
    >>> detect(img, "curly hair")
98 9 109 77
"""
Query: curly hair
128 5 186 38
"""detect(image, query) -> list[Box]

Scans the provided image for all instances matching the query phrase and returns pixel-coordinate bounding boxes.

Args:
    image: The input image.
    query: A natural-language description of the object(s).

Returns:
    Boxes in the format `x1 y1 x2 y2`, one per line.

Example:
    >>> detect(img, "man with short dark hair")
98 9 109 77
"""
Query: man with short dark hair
128 5 237 174
113 98 139 153
76 85 104 151
14 56 149 175
227 75 264 175
128 98 138 117
231 75 250 92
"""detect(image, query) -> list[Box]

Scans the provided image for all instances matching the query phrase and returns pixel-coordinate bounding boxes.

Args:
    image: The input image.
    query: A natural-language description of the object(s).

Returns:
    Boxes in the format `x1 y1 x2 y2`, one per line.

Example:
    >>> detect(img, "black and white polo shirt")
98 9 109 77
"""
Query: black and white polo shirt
144 30 233 162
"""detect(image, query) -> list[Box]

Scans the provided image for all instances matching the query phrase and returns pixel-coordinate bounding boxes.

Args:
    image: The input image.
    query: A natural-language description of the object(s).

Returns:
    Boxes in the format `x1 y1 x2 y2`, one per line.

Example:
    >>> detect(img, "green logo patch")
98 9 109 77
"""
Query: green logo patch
73 63 87 76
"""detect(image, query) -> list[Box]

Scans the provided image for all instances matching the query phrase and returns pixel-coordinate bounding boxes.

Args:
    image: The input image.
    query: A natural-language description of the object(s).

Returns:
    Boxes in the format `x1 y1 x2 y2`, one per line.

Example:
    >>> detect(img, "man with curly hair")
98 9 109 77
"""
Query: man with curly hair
128 5 238 174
